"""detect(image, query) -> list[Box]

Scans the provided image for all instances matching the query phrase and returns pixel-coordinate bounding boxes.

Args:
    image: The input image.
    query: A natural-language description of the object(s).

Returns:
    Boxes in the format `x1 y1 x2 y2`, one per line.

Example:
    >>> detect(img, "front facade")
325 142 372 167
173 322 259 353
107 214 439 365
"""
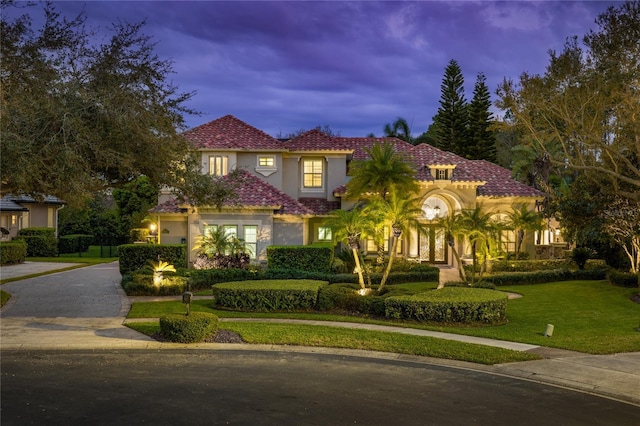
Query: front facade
0 195 65 240
151 115 558 267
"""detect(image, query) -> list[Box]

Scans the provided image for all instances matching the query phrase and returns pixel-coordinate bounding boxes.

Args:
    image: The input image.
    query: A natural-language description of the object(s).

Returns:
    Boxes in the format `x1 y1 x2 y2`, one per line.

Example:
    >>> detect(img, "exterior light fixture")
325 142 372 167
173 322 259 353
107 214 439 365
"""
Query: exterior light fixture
149 223 158 244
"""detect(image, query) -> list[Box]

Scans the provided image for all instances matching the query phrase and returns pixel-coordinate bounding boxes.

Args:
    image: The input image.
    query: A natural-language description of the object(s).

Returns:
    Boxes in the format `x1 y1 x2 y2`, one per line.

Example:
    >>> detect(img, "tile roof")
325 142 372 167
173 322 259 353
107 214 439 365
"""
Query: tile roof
150 171 314 216
284 129 351 152
298 198 341 215
184 115 284 150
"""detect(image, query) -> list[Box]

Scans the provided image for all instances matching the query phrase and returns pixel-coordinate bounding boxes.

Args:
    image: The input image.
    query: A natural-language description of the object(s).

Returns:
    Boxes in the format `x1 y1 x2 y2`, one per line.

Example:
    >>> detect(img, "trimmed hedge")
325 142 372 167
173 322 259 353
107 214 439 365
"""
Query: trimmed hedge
267 245 333 273
212 279 327 311
18 227 58 257
118 244 187 274
608 270 639 288
159 312 219 343
385 287 508 324
490 259 607 273
58 234 93 254
481 268 608 286
121 273 189 296
0 240 27 265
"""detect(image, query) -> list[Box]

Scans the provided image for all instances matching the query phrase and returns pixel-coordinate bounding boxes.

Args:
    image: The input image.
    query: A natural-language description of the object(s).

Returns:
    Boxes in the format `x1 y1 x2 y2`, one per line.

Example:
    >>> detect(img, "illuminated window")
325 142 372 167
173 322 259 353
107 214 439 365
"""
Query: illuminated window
244 225 257 259
209 155 228 176
258 156 275 167
317 226 332 241
303 159 323 188
436 169 449 180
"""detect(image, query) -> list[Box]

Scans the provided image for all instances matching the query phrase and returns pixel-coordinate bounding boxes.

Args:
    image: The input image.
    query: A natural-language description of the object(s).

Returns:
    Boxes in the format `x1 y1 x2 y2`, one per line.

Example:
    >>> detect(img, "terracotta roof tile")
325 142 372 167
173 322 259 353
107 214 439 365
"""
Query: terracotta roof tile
184 115 284 150
298 198 341 215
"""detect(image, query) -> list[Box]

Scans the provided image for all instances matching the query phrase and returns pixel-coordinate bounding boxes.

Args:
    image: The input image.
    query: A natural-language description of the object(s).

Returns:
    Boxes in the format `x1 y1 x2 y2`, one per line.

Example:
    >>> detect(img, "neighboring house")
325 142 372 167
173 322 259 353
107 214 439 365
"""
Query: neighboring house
0 195 66 240
150 115 563 267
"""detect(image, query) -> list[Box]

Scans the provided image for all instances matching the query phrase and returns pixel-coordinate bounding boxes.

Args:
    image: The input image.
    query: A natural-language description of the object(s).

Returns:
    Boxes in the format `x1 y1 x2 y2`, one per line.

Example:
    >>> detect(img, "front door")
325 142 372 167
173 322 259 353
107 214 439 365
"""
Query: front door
419 226 448 264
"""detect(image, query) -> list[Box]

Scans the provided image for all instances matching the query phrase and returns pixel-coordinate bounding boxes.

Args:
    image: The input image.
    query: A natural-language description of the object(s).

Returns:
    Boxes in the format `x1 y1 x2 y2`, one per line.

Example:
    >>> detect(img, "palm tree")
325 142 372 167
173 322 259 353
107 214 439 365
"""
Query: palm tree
458 205 497 284
505 204 544 259
383 117 414 144
435 213 467 286
346 142 417 201
366 188 424 292
322 208 371 289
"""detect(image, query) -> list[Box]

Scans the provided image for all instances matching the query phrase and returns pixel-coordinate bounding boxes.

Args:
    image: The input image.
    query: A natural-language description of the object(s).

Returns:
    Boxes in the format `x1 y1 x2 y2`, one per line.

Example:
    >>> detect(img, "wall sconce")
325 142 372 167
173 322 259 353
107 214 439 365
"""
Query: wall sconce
149 223 158 244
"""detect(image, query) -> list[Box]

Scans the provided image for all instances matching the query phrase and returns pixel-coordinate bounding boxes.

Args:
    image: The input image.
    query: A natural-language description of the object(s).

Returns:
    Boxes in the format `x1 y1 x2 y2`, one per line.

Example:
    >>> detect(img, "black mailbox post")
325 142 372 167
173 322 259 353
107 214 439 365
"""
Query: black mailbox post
182 291 193 315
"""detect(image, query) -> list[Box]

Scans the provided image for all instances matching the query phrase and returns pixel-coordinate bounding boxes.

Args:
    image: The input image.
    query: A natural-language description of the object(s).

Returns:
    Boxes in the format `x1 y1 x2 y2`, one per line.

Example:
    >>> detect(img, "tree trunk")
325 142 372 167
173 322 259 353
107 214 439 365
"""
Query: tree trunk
352 248 365 289
378 236 399 292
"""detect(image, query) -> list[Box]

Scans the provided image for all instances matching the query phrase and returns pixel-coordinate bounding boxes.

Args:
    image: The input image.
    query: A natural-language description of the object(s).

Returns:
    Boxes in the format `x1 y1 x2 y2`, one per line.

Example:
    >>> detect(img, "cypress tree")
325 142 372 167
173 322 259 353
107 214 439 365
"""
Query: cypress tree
433 59 468 154
467 73 497 161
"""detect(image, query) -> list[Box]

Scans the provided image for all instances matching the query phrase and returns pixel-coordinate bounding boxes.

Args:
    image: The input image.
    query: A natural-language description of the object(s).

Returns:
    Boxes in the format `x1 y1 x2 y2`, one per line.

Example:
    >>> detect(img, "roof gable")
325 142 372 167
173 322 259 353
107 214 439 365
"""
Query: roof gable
184 115 283 150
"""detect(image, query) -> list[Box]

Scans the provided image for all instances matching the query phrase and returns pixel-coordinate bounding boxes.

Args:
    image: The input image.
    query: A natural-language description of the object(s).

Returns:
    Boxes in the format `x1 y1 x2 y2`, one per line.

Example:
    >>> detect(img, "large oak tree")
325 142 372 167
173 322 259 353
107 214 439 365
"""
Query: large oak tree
0 2 214 207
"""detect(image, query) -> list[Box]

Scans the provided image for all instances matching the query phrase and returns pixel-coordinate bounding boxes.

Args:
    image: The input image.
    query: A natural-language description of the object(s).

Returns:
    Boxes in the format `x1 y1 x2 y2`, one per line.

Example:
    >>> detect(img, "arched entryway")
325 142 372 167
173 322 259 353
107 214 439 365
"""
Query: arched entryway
419 196 449 264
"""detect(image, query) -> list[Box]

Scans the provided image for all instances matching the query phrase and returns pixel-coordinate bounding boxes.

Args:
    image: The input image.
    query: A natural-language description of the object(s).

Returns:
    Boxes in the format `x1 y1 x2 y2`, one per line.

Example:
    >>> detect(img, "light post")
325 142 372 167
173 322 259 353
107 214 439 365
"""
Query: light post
149 223 158 244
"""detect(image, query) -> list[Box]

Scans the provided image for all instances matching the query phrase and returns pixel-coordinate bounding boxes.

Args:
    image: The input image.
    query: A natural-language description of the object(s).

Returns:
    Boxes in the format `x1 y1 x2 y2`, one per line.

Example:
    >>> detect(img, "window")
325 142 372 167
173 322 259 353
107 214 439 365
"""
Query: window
436 169 449 180
209 155 228 176
244 225 257 259
203 225 218 237
317 226 332 241
47 207 55 227
365 226 389 253
303 159 323 188
258 156 275 167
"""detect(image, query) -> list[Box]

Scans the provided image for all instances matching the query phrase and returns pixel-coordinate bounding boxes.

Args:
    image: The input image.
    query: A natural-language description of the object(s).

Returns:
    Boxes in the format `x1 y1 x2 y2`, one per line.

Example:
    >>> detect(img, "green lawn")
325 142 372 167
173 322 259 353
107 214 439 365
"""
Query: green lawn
127 280 640 355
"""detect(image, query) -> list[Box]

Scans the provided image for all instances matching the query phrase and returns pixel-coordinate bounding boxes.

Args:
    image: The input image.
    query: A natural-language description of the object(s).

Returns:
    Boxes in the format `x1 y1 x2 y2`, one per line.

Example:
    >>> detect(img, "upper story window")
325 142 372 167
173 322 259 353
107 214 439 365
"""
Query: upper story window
209 155 228 176
317 226 332 241
303 159 323 188
258 156 275 167
436 169 449 180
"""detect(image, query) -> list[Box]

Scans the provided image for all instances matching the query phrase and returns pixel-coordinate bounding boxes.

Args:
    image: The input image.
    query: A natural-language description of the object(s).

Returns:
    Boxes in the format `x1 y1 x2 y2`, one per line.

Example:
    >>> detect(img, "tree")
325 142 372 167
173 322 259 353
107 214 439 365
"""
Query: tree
0 2 214 207
346 142 417 200
600 197 640 273
323 208 371 289
505 205 545 260
457 205 499 284
467 73 496 162
432 59 468 154
383 117 414 144
496 1 640 203
365 188 423 292
112 176 159 235
435 213 467 286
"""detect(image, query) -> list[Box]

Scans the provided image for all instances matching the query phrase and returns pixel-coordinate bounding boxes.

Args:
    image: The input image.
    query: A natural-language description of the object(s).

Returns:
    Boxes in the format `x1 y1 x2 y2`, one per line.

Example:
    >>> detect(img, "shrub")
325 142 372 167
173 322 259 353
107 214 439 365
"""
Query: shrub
121 273 189 296
118 244 186 274
571 247 596 270
505 251 530 260
188 268 261 291
482 268 607 286
0 240 27 265
18 227 58 257
192 253 250 270
212 280 327 311
58 234 93 254
159 312 218 343
267 245 333 273
608 270 639 288
385 288 507 324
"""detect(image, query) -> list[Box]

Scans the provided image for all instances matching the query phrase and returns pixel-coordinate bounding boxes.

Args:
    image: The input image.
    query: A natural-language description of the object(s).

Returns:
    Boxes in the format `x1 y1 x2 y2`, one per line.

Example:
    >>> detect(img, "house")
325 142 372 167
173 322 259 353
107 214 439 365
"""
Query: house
0 195 65 240
150 115 562 267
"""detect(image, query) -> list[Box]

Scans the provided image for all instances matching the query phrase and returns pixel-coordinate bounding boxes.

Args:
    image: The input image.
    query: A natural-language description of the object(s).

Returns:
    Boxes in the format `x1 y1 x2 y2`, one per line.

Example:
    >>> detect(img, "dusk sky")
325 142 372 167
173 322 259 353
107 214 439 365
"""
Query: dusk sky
20 1 624 137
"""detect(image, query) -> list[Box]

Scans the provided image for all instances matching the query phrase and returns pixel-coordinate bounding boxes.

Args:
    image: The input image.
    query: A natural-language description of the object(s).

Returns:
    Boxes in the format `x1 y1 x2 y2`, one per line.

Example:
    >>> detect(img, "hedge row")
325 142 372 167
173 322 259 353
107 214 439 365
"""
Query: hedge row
186 267 439 292
481 268 608 286
490 259 607 273
18 228 58 257
118 244 187 274
159 312 218 343
58 234 93 254
121 273 189 296
608 270 639 288
267 245 333 273
385 287 508 324
0 240 27 265
212 280 327 311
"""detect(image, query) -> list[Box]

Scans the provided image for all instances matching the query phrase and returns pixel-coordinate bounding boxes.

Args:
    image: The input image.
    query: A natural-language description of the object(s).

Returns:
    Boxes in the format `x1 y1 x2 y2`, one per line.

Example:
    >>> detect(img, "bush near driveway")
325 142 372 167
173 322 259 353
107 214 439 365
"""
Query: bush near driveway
159 312 218 343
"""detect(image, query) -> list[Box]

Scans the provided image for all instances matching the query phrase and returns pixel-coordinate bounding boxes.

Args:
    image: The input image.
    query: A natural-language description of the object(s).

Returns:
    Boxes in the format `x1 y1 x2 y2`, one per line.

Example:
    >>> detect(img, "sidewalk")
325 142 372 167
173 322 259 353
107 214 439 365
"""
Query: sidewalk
2 261 639 406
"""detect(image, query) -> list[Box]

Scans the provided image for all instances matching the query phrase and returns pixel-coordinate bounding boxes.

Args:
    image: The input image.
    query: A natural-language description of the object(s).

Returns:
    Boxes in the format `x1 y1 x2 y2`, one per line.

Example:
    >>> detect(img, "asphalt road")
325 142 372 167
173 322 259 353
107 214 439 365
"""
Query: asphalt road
2 349 639 426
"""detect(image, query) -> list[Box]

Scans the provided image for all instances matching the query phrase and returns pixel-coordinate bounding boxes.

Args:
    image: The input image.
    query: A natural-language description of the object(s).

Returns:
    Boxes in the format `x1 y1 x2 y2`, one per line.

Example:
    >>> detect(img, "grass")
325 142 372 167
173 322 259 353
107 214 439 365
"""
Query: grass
127 280 640 355
126 321 540 365
1 289 11 307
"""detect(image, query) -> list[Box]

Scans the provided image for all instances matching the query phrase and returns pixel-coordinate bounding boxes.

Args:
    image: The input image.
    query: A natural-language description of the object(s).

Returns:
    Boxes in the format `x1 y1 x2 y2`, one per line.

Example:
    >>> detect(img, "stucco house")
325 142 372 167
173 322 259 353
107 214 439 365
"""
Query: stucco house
0 195 65 240
150 115 563 267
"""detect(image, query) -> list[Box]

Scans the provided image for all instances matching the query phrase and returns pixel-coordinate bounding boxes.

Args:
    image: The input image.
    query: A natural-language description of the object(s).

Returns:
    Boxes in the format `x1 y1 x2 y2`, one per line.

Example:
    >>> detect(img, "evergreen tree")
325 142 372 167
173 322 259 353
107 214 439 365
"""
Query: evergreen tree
467 73 497 161
433 59 468 154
